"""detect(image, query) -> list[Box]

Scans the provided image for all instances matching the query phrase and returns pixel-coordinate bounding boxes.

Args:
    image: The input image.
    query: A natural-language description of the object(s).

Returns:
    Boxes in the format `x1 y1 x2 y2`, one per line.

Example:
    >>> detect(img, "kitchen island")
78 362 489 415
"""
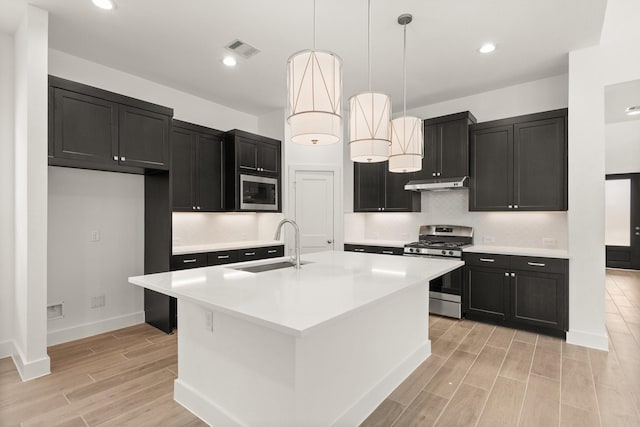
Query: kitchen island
129 251 463 427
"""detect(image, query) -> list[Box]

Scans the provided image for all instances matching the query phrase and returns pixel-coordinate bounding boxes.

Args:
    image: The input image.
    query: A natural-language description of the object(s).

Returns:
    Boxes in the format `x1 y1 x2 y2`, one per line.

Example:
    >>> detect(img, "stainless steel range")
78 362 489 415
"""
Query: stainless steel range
404 225 473 318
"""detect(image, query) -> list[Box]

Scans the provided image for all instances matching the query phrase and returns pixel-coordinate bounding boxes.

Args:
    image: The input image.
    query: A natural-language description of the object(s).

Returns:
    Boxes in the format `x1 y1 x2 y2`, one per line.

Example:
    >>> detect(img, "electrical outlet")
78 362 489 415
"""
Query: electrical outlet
542 238 557 248
91 295 105 308
483 236 495 244
205 311 214 332
91 230 100 242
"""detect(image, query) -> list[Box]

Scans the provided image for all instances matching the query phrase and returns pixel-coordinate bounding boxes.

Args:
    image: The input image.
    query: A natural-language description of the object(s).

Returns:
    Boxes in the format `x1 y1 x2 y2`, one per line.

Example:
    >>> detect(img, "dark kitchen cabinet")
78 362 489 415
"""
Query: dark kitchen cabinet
469 109 567 211
463 252 568 337
49 75 173 174
414 111 476 180
171 120 224 212
224 130 282 211
353 162 420 212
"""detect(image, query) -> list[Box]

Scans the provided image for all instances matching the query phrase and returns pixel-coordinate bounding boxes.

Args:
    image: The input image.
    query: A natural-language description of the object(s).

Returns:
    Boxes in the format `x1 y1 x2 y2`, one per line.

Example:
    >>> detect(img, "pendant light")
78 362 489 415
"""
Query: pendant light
349 0 392 163
287 0 343 145
389 14 423 173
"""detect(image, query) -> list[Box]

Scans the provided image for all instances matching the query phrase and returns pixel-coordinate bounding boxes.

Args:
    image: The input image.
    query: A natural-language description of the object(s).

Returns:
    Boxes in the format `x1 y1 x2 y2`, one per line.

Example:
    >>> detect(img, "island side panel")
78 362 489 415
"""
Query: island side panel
174 299 297 427
294 282 431 426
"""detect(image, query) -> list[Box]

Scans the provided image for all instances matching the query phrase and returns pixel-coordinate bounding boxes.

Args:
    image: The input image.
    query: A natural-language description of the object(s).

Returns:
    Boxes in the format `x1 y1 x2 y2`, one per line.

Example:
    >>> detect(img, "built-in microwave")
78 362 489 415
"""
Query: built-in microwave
240 174 278 211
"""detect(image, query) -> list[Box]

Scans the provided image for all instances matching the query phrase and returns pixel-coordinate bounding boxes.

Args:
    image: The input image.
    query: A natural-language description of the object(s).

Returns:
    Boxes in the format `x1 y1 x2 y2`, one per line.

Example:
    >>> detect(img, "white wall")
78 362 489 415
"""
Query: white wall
606 120 640 174
48 49 259 133
0 32 15 358
172 212 283 247
346 193 568 250
13 5 50 380
345 74 570 250
565 0 640 350
47 167 145 345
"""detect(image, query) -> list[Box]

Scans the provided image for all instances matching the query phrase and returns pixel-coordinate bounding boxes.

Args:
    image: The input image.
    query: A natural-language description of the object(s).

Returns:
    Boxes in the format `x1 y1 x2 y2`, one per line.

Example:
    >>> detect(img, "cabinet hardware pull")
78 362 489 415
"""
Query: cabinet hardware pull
113 155 118 161
514 204 519 209
479 258 495 262
432 173 436 177
382 251 394 254
183 259 197 263
527 262 546 267
192 206 196 210
511 272 516 277
217 255 229 259
197 206 201 210
354 248 365 252
245 252 256 256
505 272 509 276
267 250 277 253
508 205 513 209
120 156 125 161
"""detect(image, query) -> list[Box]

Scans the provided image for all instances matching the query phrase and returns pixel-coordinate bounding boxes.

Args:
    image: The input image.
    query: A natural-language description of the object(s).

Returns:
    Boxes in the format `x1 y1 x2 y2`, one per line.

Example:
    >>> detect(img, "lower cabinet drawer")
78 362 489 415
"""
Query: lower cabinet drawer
344 244 371 253
171 253 207 270
463 253 510 269
510 256 567 274
207 250 238 266
237 248 262 262
344 244 403 255
261 245 284 259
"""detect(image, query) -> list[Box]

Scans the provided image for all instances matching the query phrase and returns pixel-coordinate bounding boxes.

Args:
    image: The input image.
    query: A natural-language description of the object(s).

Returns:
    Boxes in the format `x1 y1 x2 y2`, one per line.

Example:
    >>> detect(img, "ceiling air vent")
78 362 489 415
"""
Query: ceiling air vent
225 39 260 59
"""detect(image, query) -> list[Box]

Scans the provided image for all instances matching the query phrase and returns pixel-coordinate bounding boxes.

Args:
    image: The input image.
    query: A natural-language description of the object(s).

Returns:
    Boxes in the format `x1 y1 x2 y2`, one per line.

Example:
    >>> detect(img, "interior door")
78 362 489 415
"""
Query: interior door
606 174 640 269
293 170 334 254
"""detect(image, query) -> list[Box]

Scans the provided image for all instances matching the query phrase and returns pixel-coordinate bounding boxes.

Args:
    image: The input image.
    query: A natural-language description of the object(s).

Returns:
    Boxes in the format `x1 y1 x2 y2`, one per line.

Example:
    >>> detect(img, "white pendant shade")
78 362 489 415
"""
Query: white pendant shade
287 50 342 145
349 92 392 163
389 116 424 173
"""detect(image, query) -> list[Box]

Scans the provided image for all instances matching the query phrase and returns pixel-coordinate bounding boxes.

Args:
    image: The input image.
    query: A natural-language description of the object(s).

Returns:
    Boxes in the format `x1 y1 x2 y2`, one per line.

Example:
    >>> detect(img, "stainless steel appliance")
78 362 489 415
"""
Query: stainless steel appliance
240 174 278 211
404 225 473 318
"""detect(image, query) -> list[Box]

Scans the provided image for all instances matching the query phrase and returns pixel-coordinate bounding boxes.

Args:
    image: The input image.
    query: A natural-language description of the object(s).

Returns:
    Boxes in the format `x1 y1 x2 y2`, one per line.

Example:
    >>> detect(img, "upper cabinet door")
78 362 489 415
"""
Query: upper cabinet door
469 125 514 211
171 127 196 211
514 117 567 211
118 105 170 170
197 134 224 211
418 124 438 179
259 141 280 175
439 119 468 178
53 88 118 166
384 169 416 211
354 162 384 212
237 137 258 172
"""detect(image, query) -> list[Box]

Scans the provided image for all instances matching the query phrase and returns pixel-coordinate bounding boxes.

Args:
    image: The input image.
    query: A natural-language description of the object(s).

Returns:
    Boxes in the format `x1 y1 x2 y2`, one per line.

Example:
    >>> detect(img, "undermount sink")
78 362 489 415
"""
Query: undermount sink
232 260 312 273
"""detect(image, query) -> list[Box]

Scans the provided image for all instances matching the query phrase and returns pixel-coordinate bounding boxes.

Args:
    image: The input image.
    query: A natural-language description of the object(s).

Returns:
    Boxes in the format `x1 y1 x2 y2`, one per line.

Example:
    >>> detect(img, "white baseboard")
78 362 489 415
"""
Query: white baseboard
0 340 13 359
567 329 609 351
11 342 51 381
332 341 431 427
174 379 245 427
47 311 145 346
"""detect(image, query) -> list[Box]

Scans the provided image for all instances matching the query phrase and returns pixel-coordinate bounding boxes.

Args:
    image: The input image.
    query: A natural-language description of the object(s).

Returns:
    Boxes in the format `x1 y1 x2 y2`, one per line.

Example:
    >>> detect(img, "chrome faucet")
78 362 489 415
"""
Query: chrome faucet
274 219 301 269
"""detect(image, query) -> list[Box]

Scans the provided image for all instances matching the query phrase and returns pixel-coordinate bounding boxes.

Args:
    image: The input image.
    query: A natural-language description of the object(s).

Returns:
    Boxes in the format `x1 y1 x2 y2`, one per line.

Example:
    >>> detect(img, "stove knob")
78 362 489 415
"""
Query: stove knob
409 248 414 253
449 250 454 256
441 250 446 255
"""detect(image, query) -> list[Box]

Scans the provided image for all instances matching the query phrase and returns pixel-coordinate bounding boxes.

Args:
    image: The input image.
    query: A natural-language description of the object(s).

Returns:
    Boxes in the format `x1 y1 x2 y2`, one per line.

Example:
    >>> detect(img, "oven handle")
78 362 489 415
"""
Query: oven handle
479 258 495 263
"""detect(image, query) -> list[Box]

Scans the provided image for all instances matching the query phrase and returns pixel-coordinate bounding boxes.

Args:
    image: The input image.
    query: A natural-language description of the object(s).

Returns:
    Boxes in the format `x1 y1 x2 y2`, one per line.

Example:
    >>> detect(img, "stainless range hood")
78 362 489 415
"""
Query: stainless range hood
404 176 468 191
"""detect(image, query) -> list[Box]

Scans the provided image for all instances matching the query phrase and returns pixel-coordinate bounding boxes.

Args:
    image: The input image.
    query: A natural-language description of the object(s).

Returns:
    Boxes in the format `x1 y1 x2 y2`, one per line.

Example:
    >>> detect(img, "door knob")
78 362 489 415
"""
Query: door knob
327 240 333 244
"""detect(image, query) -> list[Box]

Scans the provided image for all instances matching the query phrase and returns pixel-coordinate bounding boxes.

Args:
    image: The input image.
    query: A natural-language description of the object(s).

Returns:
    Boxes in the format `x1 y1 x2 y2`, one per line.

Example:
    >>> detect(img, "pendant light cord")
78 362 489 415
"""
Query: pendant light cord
313 0 316 49
368 0 371 92
403 20 407 117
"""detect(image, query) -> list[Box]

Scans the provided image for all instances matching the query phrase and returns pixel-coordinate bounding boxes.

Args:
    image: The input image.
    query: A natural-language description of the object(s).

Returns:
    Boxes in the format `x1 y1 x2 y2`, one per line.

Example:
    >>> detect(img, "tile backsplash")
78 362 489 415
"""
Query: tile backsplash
345 191 568 249
172 212 284 247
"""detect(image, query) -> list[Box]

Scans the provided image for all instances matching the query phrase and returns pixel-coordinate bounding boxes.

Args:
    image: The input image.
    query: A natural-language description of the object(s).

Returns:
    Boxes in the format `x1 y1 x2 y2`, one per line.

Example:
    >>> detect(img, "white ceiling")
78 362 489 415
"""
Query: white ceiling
1 0 607 117
605 79 640 124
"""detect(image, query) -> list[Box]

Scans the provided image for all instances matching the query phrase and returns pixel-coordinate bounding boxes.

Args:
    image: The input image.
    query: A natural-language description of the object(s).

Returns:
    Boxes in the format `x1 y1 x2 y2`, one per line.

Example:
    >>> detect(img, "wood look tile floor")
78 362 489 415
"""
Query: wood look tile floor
0 269 638 426
363 268 640 427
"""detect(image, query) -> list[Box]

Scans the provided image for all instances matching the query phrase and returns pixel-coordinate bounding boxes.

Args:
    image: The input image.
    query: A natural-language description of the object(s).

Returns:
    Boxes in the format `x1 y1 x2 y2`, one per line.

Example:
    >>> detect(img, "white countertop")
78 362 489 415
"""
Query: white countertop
344 239 409 248
172 240 283 255
464 245 570 259
129 251 463 336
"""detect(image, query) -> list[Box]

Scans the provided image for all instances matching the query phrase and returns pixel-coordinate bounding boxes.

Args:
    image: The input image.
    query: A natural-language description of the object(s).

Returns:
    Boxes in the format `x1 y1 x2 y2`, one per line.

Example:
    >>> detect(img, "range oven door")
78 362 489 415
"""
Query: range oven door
429 265 463 318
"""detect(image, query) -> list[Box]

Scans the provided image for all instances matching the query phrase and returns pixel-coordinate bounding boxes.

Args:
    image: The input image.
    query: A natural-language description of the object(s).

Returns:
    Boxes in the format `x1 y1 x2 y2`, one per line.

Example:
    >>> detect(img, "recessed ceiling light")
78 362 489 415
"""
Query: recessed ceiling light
625 106 640 116
91 0 116 10
479 43 496 54
222 56 237 67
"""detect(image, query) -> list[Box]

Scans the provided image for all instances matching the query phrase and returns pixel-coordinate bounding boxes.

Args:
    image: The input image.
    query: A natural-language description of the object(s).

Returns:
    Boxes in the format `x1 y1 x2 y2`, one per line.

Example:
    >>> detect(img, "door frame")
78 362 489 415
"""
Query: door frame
605 173 640 270
287 164 343 254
